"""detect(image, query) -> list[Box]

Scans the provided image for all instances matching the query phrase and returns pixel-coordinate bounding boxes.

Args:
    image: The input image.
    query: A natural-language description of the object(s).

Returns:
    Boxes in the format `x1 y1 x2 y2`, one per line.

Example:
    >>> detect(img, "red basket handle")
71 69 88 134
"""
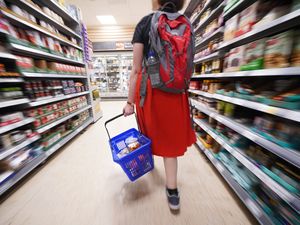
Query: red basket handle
105 113 140 141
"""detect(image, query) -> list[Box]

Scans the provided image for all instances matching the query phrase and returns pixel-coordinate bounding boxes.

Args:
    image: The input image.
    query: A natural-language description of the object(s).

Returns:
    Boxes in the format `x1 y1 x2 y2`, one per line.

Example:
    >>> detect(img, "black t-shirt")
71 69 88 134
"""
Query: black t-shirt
132 7 176 57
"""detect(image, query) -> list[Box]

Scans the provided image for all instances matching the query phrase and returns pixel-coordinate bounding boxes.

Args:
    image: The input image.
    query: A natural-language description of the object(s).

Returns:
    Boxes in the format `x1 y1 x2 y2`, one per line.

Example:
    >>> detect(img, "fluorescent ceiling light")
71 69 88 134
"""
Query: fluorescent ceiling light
96 15 117 25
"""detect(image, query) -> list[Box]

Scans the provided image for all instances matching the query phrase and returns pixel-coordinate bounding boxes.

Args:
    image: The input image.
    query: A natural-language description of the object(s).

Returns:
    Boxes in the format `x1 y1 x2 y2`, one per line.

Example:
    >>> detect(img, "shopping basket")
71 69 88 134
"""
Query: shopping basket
105 113 154 182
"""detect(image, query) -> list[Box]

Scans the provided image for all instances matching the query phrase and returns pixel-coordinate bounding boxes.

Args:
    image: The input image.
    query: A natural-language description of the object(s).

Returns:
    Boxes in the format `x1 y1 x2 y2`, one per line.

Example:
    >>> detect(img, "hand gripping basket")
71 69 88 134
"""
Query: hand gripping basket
105 113 154 181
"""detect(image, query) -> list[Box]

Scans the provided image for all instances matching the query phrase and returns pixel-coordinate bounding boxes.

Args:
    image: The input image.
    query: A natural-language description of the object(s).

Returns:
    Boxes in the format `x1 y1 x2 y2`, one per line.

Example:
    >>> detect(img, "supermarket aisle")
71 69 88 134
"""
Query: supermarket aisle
0 101 257 225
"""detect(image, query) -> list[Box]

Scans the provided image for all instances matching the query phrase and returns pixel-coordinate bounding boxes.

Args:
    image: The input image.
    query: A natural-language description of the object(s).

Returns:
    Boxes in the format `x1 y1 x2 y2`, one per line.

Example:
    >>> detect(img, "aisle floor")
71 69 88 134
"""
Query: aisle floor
0 101 258 225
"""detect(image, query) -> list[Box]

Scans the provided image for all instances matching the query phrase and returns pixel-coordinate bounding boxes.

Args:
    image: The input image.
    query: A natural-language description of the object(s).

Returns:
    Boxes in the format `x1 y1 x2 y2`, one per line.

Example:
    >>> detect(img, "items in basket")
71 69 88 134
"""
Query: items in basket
116 136 142 159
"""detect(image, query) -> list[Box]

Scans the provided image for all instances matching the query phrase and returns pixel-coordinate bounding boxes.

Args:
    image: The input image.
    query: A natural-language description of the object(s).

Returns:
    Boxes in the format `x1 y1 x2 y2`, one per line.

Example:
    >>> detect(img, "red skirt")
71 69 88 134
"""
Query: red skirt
135 72 196 157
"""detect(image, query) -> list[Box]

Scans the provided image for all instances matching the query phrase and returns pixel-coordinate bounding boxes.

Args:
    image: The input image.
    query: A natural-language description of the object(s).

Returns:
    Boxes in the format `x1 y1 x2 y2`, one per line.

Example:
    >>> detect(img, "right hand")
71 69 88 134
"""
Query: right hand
123 103 134 117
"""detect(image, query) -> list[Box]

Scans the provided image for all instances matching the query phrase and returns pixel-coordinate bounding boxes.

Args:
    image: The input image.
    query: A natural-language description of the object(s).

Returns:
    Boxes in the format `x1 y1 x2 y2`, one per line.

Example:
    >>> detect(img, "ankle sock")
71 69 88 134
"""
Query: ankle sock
167 188 178 196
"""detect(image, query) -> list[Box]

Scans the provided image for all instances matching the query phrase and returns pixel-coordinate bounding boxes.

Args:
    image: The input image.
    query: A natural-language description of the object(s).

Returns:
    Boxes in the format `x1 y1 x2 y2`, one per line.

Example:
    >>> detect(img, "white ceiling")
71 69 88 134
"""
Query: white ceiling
67 0 190 27
66 0 152 27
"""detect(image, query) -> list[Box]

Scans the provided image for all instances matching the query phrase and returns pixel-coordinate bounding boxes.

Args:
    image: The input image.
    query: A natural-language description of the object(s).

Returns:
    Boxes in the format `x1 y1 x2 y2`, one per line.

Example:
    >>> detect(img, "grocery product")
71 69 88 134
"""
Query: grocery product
240 39 266 71
264 31 294 69
224 15 239 41
235 2 259 37
224 46 246 72
291 31 300 67
0 112 24 127
0 87 23 99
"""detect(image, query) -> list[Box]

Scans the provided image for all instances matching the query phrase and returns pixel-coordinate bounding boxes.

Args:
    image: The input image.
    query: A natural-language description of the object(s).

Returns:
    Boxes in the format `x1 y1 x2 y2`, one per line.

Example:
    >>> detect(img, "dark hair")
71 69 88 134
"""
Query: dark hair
158 0 185 11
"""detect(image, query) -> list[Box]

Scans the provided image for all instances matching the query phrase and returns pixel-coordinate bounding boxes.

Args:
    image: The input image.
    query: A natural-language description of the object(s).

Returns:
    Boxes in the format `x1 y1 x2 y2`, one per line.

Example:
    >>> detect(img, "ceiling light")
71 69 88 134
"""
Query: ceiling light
96 15 117 25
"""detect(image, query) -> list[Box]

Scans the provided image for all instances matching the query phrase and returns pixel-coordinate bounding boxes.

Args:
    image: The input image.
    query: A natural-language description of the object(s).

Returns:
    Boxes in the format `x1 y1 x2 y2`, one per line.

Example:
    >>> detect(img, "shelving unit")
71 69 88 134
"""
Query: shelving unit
195 140 274 225
0 0 93 196
192 67 300 78
188 0 300 223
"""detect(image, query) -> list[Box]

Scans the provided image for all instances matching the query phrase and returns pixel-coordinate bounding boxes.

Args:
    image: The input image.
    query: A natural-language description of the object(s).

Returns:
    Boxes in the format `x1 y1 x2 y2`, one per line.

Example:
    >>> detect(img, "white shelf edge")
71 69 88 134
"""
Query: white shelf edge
0 98 30 109
0 78 24 83
22 72 87 79
36 105 92 133
195 140 274 225
188 89 300 123
194 119 300 213
46 118 92 157
192 67 300 78
18 0 81 40
191 99 300 168
1 9 82 50
219 9 300 50
0 135 40 160
0 52 17 60
29 91 89 107
194 51 221 64
0 117 35 135
0 153 47 195
9 43 84 66
195 27 224 49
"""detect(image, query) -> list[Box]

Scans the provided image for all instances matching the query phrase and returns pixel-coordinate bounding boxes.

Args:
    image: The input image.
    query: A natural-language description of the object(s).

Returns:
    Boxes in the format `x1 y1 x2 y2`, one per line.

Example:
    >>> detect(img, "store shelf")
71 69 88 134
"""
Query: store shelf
29 91 90 107
195 140 274 225
0 98 30 109
36 0 79 25
196 27 224 49
219 9 300 51
22 72 87 79
0 77 24 83
9 43 84 66
100 92 128 98
191 99 300 168
188 89 300 123
0 118 35 135
184 0 201 17
194 51 222 64
194 3 224 34
194 119 300 213
0 135 40 160
1 8 82 50
192 67 300 78
46 118 92 157
0 52 17 60
0 153 47 196
36 105 92 134
191 0 219 24
10 0 81 40
223 0 258 21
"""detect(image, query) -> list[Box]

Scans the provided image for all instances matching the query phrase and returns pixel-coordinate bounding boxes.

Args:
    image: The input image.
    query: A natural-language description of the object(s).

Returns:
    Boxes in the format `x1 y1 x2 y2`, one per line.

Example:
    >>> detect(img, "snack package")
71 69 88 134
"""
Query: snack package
264 31 294 69
291 31 300 67
240 39 266 71
224 14 239 41
235 2 259 37
224 46 246 72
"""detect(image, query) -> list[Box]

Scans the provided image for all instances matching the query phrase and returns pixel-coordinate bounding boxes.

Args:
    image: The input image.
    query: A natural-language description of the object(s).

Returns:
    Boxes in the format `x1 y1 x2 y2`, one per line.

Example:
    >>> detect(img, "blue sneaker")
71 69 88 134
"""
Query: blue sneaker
166 189 180 210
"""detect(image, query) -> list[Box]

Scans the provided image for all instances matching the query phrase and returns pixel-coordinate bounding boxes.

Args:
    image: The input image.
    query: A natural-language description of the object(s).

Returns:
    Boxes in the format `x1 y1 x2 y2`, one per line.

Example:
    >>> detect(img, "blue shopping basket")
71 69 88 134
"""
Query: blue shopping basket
105 113 154 182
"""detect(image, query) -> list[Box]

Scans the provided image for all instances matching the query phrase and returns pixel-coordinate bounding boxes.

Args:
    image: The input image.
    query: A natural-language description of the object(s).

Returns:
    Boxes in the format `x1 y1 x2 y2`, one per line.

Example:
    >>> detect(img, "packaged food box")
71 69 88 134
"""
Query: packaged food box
291 30 300 67
224 46 246 72
235 2 259 37
224 15 239 42
264 31 294 69
240 39 266 71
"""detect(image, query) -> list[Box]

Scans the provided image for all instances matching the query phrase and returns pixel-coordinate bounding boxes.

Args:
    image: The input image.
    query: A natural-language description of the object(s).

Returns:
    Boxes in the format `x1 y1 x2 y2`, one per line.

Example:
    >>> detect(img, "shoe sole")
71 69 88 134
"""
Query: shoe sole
168 203 180 211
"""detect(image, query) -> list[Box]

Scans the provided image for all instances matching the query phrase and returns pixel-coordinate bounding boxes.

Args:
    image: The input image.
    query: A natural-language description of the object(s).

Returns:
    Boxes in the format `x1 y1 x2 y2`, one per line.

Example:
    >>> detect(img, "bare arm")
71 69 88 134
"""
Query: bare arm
123 43 144 116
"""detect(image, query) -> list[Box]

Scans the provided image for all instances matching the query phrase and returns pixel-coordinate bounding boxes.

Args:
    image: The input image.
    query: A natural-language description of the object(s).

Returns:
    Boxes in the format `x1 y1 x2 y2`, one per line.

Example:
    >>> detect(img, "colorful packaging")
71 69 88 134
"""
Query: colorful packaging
240 39 266 71
291 30 300 67
224 14 239 41
224 46 246 72
264 31 294 69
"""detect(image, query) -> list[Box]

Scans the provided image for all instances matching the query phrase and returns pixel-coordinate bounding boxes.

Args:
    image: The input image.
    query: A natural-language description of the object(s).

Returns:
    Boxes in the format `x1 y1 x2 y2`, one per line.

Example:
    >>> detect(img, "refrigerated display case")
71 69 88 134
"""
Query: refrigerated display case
92 52 132 99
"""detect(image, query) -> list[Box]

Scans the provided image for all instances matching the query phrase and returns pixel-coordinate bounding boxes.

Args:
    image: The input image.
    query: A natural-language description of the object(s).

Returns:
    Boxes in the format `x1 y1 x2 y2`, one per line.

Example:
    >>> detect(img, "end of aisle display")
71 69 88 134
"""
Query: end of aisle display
189 0 300 223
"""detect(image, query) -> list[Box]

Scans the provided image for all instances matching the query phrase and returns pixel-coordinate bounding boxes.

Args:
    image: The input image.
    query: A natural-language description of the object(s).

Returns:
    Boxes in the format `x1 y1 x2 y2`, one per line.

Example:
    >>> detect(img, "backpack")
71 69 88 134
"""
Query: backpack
139 11 195 107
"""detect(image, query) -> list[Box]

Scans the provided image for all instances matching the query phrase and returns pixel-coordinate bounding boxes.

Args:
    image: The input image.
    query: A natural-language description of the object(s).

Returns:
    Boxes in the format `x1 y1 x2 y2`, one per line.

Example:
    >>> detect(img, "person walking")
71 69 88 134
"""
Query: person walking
123 0 196 211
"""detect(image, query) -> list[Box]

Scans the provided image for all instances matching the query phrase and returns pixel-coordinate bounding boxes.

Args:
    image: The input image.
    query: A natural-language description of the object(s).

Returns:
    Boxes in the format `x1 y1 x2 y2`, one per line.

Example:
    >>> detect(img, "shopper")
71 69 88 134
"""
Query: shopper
123 0 196 211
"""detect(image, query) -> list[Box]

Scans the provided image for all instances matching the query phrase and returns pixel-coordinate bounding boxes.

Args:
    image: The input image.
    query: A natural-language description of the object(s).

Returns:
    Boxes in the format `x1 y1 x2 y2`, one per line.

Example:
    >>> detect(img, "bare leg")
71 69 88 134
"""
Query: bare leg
163 157 178 189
